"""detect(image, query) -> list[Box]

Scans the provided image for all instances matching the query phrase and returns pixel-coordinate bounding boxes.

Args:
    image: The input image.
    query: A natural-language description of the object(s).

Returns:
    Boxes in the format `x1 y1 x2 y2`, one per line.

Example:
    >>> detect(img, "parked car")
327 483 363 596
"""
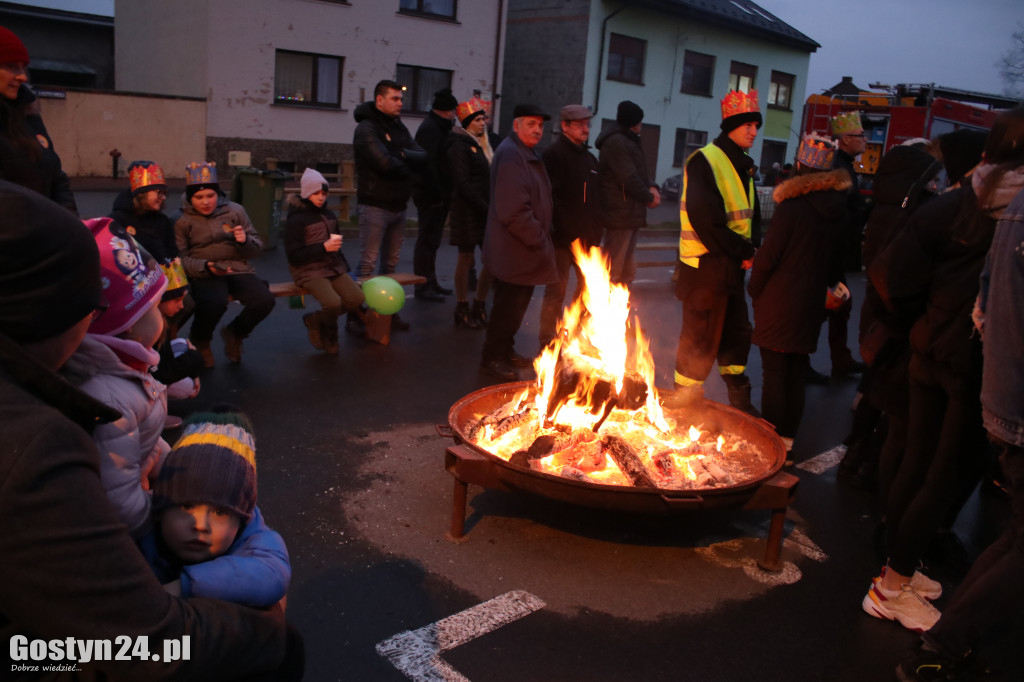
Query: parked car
660 174 682 202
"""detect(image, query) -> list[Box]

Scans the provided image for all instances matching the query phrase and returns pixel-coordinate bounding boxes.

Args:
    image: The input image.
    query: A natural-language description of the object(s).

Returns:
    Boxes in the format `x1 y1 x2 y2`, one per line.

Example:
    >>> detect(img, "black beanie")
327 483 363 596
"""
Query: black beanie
431 88 458 111
0 181 102 343
721 111 763 133
616 101 644 129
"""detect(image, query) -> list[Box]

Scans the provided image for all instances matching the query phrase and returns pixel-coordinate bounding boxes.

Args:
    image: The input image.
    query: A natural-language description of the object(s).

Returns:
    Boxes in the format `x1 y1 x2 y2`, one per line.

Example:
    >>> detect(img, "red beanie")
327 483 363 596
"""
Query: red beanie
0 26 30 65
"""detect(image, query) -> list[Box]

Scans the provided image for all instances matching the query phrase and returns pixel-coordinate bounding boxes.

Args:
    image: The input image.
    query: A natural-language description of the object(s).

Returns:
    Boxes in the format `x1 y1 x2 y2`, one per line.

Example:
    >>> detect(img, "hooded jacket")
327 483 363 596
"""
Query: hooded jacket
748 168 850 354
595 124 653 231
283 193 350 286
352 101 427 211
173 193 263 279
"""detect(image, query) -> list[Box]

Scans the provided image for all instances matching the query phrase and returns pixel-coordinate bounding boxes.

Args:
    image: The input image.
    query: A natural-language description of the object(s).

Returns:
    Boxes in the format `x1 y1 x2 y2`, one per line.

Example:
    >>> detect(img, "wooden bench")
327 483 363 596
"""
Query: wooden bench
267 272 427 346
636 241 678 268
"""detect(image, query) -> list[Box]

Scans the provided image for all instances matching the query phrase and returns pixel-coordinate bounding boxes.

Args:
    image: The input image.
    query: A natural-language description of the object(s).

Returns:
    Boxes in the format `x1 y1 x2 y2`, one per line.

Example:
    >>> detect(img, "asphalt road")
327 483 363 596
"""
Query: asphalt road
70 189 1015 682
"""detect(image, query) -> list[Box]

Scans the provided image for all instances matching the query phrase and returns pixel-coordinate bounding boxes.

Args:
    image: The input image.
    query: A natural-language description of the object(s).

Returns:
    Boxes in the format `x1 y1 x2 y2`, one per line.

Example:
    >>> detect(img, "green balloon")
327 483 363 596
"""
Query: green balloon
362 276 406 315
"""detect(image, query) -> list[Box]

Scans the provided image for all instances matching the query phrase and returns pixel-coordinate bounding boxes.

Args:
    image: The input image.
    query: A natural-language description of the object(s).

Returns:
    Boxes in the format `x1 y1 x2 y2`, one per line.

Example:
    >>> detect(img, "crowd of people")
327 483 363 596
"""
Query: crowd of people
1 20 1022 680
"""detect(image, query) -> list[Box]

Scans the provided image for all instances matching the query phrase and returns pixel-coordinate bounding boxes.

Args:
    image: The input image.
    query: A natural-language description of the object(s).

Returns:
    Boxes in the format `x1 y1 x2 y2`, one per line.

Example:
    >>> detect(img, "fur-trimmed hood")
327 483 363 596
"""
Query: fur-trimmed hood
773 168 852 203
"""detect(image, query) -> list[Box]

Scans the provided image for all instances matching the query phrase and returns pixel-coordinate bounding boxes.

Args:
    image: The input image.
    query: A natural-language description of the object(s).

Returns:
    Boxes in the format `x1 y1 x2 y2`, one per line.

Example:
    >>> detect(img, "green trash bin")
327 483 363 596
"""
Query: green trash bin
230 167 292 249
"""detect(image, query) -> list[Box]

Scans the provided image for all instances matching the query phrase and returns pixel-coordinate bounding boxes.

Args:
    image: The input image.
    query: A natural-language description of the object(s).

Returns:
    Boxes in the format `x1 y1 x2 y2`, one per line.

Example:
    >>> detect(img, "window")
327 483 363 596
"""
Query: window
607 33 645 85
395 64 453 115
673 128 708 167
768 71 794 110
728 61 757 93
681 50 715 96
760 140 788 178
274 50 342 107
399 0 455 19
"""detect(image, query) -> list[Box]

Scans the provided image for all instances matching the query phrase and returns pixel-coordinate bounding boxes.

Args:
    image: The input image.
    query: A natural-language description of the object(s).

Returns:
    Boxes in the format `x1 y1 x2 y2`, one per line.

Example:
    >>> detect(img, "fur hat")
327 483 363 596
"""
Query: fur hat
88 218 167 336
0 181 101 343
300 167 329 199
616 100 644 129
128 161 167 197
431 88 458 111
0 26 29 66
720 90 762 132
155 410 258 521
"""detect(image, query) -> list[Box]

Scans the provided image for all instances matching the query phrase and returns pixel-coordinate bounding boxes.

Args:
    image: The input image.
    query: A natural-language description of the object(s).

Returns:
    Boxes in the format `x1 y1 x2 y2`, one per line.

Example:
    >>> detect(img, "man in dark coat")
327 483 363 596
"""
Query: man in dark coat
412 88 457 301
353 79 427 322
671 89 762 415
595 100 660 285
539 103 603 347
0 181 302 680
480 104 558 380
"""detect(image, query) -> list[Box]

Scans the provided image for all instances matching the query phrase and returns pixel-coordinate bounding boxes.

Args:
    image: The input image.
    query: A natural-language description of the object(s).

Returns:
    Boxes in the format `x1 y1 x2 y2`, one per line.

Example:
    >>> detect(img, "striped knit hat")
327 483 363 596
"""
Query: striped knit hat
155 411 257 521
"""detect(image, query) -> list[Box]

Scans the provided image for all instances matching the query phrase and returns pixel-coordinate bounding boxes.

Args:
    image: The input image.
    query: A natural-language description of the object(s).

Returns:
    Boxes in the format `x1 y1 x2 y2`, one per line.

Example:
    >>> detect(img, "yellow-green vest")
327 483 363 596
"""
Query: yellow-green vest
678 143 754 267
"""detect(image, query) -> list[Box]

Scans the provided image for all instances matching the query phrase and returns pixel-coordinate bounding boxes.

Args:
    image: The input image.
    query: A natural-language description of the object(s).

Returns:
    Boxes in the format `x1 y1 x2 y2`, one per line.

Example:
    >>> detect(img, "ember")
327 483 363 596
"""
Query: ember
466 242 770 491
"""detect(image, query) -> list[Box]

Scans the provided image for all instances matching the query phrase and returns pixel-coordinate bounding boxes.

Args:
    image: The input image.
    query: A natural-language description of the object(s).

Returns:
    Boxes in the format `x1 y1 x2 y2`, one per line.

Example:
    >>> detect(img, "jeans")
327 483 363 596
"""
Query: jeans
358 204 406 279
602 228 638 285
188 273 275 343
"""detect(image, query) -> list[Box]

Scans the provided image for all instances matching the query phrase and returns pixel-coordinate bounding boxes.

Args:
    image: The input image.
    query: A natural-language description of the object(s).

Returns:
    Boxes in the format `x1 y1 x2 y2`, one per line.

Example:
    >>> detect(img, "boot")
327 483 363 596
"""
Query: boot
454 301 471 327
194 340 214 368
321 316 340 355
303 312 323 350
722 374 762 418
470 300 488 328
220 325 244 363
661 382 703 411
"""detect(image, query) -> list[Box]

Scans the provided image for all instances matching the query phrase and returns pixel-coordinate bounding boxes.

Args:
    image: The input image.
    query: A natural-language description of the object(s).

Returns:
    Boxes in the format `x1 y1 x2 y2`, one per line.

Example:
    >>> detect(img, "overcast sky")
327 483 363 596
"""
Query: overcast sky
760 0 1021 98
10 0 1022 100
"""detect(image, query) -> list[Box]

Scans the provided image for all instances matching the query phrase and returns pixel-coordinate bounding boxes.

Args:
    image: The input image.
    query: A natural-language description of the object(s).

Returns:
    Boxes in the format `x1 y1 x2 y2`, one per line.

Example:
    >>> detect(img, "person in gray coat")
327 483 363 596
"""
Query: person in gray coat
480 104 558 380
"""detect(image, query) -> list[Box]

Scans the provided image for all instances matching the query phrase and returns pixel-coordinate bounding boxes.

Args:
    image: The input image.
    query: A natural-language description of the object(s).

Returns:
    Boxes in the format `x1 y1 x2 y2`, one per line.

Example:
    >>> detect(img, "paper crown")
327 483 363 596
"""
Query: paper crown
160 258 189 300
796 133 838 170
456 96 491 124
128 161 166 196
830 110 863 136
185 161 218 186
721 89 760 120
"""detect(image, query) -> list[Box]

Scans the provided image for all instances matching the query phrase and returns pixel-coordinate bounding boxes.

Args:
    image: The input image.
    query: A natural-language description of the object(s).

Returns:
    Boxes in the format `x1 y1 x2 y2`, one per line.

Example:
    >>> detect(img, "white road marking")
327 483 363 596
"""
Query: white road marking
796 444 847 474
376 590 547 682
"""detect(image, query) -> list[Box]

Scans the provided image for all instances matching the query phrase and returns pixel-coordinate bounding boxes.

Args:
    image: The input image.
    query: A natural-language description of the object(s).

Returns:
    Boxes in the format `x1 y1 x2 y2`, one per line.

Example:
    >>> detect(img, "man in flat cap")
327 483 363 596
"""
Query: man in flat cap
538 104 603 348
480 104 558 380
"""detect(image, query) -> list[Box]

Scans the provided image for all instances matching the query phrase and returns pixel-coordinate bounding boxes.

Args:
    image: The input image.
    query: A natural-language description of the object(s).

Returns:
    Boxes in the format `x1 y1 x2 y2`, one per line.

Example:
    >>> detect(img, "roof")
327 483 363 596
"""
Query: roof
622 0 819 52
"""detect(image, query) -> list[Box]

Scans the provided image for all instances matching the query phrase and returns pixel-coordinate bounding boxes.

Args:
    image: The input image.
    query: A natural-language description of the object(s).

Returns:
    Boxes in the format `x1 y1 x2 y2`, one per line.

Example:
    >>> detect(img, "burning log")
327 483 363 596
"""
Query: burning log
601 435 657 488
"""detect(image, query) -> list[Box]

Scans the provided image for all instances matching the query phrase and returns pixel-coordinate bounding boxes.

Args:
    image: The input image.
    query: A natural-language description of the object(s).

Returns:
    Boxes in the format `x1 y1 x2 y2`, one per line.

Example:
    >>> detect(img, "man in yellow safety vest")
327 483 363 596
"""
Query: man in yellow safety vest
669 89 762 416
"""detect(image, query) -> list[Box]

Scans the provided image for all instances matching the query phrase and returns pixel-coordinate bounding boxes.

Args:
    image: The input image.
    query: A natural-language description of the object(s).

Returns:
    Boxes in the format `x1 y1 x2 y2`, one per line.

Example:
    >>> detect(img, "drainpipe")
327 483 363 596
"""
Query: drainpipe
593 5 625 118
492 0 505 130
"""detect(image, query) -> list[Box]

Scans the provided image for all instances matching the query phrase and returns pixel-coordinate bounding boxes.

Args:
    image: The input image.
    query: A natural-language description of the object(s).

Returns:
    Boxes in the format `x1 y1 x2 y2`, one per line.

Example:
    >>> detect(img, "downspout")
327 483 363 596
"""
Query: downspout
593 5 626 118
492 0 505 131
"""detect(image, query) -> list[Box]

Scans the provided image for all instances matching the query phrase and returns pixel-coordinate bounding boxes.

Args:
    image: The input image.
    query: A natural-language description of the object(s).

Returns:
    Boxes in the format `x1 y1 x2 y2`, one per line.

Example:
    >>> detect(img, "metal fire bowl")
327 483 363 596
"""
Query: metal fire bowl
446 381 788 515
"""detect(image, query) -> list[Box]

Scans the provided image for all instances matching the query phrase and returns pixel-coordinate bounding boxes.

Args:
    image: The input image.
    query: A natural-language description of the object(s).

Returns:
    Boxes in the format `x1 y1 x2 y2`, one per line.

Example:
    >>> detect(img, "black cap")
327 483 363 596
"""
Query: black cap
512 103 551 121
431 88 458 111
616 100 644 129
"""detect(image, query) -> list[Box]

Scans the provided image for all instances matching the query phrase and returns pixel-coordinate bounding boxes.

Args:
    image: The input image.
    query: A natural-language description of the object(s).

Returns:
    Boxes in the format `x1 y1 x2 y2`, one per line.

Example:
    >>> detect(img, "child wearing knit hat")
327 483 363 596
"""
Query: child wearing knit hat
60 217 171 539
144 410 291 609
283 167 367 354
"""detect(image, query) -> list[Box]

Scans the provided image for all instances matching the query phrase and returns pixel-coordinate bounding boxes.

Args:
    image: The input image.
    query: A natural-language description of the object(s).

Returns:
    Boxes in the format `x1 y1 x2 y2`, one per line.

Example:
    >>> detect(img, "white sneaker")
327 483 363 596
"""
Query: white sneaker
875 566 943 601
862 582 941 632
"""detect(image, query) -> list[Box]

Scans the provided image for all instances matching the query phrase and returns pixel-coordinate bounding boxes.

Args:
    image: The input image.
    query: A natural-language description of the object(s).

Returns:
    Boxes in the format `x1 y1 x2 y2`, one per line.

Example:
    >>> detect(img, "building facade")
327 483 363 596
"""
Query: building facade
501 0 819 185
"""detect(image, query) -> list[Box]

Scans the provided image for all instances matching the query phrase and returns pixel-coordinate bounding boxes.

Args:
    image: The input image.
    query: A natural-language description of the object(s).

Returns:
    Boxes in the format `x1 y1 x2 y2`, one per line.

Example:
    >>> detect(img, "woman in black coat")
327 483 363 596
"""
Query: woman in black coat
0 27 76 213
748 137 849 450
446 102 493 328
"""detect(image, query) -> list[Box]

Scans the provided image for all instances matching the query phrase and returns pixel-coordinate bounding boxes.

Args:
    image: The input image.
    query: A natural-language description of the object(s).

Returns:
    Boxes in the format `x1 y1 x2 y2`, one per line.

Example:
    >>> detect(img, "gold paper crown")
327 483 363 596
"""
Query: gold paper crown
160 258 189 296
129 162 166 194
796 133 838 170
456 99 487 124
720 89 760 120
186 161 218 186
830 110 863 136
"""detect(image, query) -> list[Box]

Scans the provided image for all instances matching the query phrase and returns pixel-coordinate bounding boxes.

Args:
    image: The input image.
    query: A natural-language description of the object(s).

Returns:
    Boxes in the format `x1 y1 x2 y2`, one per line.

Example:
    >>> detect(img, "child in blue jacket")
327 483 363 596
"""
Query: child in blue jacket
143 410 290 609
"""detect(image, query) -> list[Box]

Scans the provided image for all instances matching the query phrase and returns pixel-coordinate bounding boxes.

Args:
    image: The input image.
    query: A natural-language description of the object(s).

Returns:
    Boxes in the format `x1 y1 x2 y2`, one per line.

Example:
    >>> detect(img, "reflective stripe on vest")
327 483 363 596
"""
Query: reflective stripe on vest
678 144 754 267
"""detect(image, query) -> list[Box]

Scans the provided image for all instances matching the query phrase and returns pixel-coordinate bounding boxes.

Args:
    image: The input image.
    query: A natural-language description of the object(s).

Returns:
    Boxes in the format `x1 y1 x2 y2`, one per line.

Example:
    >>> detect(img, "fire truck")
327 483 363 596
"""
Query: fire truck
801 83 1019 182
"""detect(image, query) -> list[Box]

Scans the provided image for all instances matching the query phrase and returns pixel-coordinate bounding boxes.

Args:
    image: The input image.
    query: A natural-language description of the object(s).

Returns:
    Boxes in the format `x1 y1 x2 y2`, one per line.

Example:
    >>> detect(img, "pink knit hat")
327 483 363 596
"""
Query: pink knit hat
88 217 167 336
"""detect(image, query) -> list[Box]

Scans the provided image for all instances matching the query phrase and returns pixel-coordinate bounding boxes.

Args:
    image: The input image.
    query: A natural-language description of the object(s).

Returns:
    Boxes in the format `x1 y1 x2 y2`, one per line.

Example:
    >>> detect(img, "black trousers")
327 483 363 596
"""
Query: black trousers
482 278 534 363
758 348 806 439
188 273 275 343
413 200 449 289
674 279 752 384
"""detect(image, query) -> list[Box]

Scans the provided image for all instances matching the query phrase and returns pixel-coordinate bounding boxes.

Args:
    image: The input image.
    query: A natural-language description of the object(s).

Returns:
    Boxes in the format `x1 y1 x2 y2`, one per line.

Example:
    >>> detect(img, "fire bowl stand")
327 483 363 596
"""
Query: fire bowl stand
444 444 799 572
